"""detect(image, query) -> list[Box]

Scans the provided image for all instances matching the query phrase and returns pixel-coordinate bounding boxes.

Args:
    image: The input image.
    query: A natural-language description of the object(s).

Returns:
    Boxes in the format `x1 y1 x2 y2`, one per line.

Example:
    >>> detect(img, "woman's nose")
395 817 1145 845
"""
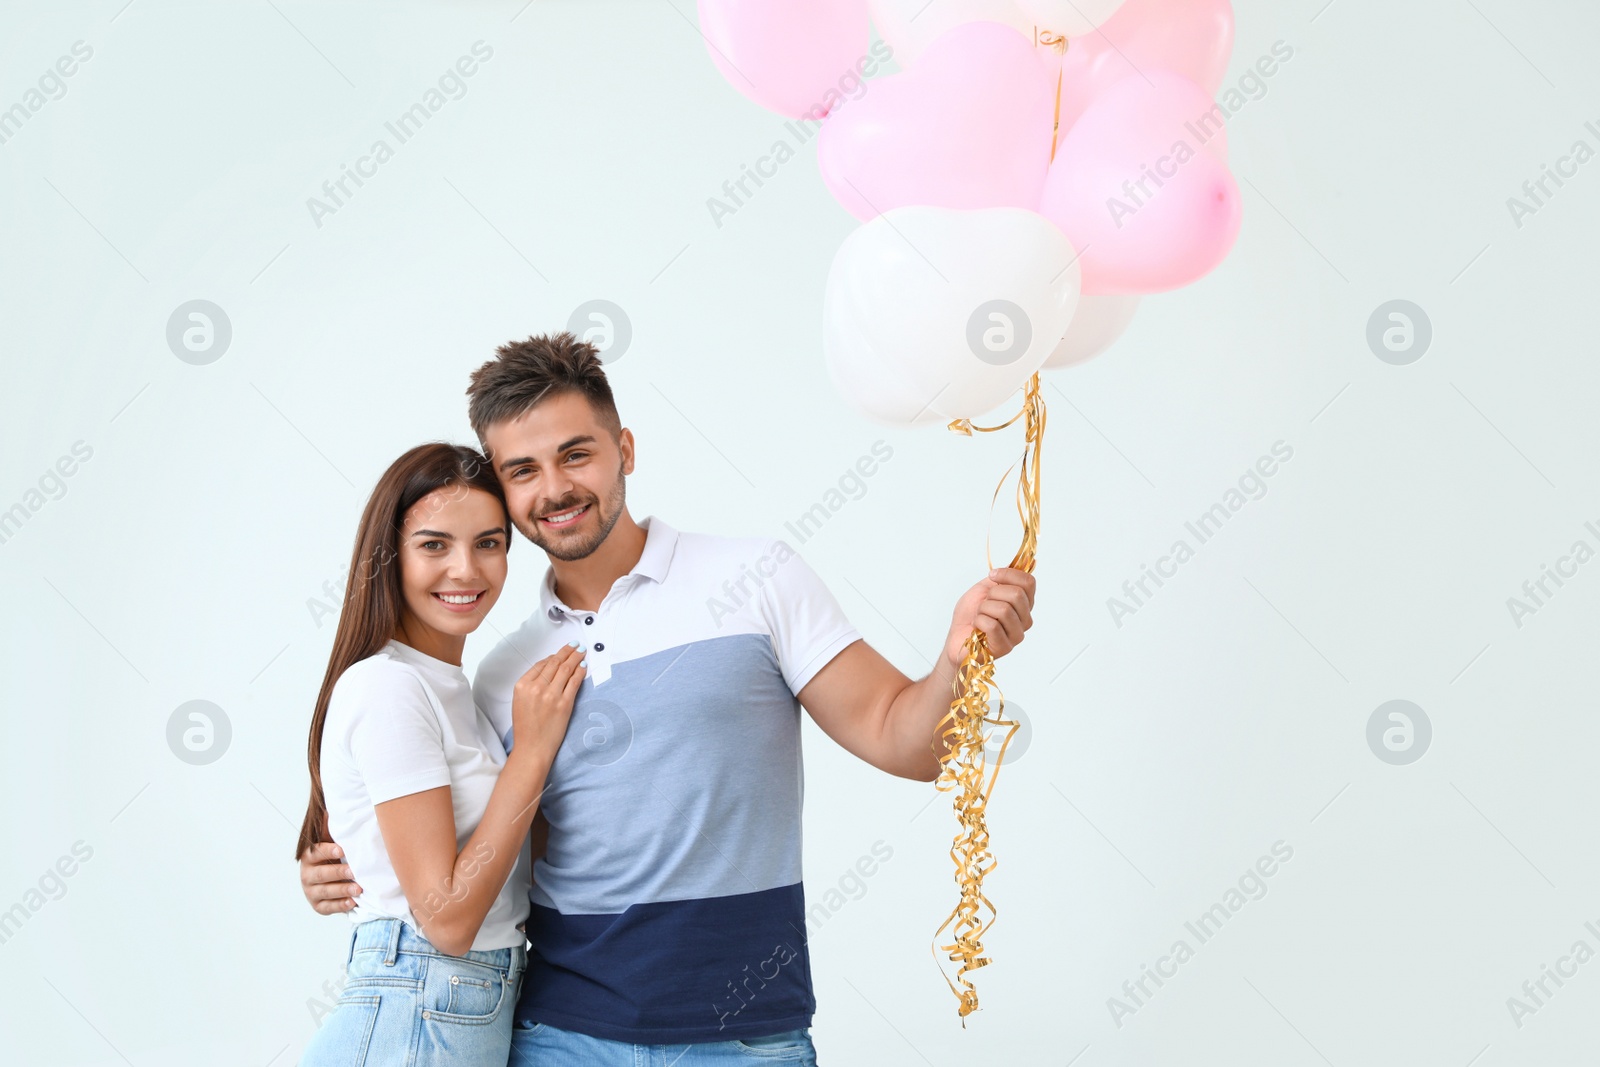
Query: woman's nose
447 547 481 577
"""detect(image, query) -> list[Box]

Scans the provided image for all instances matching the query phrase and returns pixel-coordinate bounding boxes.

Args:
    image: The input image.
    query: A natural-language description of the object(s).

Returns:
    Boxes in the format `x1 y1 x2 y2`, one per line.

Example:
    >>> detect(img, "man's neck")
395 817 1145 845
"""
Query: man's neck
548 510 647 612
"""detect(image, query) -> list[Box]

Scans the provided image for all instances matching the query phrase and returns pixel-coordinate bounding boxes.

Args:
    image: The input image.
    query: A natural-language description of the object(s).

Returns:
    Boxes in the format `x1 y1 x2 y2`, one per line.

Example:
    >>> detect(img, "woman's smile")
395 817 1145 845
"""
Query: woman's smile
431 589 486 613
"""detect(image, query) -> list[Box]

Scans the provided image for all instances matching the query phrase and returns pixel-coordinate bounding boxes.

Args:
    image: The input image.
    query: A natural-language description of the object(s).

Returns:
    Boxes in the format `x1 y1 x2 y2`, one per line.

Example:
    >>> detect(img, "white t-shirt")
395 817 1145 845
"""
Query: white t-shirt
320 638 532 951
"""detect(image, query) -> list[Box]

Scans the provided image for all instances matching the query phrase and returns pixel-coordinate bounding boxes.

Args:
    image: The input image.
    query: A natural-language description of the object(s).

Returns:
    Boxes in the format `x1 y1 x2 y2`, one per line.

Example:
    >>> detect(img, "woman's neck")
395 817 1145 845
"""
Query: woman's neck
392 617 466 666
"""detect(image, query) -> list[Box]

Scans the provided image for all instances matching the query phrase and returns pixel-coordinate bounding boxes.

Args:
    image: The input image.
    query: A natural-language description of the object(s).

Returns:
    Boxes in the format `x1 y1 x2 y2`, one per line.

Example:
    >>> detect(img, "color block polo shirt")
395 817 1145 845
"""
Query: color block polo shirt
471 514 862 1043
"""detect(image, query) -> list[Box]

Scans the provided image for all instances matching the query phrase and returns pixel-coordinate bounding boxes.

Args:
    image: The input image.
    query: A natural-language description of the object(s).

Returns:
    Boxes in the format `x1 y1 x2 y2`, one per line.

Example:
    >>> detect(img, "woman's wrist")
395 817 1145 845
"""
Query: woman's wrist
505 738 557 776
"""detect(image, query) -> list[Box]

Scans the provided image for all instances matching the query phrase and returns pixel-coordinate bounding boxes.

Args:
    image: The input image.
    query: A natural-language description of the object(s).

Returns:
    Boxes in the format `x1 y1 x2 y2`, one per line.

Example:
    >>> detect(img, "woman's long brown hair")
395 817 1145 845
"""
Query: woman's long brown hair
295 442 511 859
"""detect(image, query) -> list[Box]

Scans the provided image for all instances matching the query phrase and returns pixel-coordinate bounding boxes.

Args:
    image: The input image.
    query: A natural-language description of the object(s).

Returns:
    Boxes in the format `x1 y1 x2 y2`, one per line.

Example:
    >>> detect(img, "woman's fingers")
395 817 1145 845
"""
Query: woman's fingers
558 644 587 679
540 645 582 686
563 659 587 698
518 653 558 688
521 644 582 684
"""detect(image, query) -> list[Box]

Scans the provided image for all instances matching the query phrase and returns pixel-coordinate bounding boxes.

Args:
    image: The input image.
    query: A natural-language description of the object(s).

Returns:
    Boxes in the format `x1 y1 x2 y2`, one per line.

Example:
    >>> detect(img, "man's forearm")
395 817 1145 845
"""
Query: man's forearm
880 652 966 781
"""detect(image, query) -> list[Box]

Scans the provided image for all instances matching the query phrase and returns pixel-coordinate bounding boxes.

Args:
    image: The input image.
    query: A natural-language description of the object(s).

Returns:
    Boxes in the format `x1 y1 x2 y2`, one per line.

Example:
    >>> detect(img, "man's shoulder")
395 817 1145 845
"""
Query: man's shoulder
472 610 559 691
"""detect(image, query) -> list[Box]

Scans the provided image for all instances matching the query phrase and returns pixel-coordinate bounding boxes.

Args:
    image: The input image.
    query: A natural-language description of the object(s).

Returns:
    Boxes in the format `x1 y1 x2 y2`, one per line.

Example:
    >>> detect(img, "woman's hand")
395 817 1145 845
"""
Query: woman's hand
510 642 586 759
376 645 584 955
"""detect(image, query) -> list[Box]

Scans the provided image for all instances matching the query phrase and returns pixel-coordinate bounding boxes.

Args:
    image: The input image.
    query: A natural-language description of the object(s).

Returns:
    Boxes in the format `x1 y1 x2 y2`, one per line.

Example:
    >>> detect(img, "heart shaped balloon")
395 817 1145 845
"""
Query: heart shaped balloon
1049 0 1235 137
698 0 873 119
1013 0 1127 37
824 206 1081 422
1042 293 1140 369
824 293 951 427
867 0 1037 66
1040 70 1241 294
817 21 1059 220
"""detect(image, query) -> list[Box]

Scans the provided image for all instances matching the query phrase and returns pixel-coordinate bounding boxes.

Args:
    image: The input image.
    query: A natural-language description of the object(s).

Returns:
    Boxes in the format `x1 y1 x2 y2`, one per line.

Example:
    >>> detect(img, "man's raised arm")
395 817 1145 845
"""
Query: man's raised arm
798 566 1036 781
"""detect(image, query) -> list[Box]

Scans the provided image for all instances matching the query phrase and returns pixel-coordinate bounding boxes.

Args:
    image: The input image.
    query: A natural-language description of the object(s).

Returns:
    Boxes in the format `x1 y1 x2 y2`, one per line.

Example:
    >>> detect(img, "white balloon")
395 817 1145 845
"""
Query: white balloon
868 0 1038 67
1042 292 1140 369
824 288 950 427
1011 0 1127 37
823 206 1081 424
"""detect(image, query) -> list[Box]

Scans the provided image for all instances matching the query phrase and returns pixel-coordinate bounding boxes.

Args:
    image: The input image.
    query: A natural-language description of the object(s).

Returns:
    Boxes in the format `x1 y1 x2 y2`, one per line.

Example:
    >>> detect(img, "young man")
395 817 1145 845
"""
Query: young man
299 332 1036 1063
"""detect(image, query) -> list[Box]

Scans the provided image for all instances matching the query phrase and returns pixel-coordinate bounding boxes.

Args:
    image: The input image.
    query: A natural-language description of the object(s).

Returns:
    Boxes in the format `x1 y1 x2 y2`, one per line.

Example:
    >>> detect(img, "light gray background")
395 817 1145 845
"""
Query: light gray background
2 0 1596 1064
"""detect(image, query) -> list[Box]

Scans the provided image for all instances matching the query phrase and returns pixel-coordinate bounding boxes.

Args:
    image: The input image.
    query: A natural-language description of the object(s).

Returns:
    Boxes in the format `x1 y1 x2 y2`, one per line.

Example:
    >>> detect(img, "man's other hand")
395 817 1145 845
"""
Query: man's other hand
300 840 362 915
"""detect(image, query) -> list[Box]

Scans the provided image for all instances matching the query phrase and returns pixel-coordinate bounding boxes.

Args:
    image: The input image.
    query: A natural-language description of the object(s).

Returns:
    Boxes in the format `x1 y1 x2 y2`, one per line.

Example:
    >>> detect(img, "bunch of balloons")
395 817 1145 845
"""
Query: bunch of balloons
698 0 1240 425
699 0 1240 1021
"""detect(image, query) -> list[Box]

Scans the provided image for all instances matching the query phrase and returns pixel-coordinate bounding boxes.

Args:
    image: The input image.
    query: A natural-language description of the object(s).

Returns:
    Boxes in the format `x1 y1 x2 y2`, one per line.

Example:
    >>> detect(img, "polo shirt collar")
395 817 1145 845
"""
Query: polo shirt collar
540 514 678 621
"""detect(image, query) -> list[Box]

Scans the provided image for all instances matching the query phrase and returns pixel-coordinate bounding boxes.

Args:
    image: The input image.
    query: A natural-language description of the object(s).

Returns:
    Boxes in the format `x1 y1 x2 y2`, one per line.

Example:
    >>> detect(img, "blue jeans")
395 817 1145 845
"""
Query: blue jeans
509 1019 818 1065
301 918 527 1066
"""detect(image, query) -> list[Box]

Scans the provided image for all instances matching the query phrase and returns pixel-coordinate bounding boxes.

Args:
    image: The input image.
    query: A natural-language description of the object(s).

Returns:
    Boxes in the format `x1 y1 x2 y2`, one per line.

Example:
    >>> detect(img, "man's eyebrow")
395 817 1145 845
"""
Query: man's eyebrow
496 435 597 471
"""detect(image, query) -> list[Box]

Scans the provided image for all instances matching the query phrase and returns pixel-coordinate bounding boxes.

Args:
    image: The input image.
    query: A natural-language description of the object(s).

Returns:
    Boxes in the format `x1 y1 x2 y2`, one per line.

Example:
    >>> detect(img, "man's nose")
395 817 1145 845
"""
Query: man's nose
542 473 578 508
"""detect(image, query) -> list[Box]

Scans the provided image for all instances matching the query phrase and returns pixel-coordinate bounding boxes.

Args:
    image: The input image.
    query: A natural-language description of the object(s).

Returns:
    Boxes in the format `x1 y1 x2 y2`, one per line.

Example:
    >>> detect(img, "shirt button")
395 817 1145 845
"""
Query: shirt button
585 616 594 624
594 642 605 651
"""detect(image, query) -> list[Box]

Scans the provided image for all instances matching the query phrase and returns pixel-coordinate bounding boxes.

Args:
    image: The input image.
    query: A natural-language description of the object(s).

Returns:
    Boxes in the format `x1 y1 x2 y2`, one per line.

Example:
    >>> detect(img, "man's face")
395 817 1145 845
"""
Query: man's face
481 391 633 562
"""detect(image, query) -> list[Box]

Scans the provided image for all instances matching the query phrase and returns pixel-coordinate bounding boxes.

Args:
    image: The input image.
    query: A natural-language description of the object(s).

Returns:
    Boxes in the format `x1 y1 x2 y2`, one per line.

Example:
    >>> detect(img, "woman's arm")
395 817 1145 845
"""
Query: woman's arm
373 744 552 956
371 642 584 956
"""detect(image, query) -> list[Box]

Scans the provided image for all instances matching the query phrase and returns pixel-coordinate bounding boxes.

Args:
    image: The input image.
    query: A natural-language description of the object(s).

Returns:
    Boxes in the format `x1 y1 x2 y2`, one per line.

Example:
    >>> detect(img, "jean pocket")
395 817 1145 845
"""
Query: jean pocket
445 973 500 1017
423 959 507 1025
731 1029 814 1059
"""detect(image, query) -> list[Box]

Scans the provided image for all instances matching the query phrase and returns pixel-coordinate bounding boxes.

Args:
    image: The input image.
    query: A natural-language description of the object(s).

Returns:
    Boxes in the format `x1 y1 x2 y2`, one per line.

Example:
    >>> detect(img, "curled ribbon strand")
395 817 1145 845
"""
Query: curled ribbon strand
932 371 1046 1021
1035 27 1069 162
926 24 1064 1023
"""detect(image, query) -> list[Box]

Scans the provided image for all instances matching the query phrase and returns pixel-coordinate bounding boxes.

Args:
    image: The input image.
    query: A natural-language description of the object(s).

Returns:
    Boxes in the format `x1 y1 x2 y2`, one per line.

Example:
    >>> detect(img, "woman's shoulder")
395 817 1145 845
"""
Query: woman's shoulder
327 648 437 722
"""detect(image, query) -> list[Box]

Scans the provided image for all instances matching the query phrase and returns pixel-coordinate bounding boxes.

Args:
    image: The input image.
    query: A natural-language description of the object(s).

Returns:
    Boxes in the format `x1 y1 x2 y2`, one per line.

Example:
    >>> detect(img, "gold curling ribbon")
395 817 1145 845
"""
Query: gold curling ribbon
1036 29 1070 162
930 27 1067 1023
932 373 1046 1022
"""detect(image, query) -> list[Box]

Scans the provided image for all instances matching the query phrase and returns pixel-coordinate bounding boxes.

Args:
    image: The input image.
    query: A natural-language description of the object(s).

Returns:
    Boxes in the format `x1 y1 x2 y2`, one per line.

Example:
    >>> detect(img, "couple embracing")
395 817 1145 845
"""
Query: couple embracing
292 332 1037 1065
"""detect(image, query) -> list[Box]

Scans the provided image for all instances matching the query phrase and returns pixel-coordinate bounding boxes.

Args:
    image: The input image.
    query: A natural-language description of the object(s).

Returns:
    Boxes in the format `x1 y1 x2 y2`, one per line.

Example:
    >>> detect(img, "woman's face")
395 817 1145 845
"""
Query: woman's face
395 485 509 638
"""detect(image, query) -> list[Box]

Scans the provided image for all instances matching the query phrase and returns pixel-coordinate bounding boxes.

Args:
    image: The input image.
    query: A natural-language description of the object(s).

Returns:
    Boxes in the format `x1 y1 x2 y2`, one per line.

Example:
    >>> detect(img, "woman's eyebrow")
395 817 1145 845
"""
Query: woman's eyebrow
409 526 507 539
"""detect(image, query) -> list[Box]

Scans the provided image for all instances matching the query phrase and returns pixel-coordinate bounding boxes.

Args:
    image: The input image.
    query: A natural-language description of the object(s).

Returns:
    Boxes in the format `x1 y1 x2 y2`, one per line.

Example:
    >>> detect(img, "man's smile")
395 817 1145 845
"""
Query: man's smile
540 503 590 530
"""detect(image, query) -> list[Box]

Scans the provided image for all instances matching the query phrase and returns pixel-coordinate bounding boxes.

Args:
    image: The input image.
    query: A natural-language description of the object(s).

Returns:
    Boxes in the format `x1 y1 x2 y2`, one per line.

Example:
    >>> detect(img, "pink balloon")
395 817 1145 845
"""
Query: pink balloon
698 0 873 119
817 21 1058 220
1049 0 1234 137
1040 71 1241 294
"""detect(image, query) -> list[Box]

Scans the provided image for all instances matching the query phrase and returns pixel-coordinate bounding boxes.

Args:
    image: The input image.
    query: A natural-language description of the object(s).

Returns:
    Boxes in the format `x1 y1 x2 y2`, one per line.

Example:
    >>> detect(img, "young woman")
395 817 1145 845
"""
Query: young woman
294 442 585 1066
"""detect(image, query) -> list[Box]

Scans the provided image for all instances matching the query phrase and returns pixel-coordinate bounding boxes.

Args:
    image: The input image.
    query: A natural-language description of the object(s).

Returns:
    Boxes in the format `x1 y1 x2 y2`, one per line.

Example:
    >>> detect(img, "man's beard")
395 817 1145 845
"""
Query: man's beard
520 466 626 562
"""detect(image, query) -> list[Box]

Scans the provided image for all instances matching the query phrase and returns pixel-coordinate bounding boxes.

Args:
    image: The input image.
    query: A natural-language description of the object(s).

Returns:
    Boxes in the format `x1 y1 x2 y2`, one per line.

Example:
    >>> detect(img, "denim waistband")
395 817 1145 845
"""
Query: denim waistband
348 916 525 972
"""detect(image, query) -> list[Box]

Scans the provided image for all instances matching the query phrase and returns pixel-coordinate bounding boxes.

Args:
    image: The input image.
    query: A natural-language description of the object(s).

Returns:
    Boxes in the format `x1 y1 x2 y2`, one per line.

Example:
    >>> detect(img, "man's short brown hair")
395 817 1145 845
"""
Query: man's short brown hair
466 332 622 446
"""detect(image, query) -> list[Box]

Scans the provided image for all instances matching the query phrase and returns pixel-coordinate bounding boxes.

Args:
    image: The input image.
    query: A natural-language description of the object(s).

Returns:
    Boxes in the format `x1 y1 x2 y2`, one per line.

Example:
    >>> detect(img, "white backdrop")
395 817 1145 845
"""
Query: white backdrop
2 1 1598 1064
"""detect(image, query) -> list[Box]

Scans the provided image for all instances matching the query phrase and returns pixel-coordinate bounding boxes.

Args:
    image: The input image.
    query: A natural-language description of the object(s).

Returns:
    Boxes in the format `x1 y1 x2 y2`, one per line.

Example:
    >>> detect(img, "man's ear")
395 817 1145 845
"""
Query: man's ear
619 428 636 475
